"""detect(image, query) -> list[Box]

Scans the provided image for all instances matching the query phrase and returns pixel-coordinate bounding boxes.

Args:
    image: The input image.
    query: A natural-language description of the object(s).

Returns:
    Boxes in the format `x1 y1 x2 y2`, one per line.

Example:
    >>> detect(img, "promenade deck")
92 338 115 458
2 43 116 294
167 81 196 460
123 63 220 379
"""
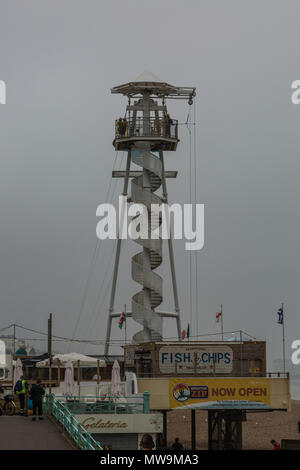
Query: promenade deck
0 416 73 450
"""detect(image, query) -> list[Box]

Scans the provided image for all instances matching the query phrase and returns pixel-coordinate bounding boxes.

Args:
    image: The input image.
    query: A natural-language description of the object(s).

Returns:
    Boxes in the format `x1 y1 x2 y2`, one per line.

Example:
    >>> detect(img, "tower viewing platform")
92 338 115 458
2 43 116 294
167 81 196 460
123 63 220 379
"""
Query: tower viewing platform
111 70 195 153
113 116 179 151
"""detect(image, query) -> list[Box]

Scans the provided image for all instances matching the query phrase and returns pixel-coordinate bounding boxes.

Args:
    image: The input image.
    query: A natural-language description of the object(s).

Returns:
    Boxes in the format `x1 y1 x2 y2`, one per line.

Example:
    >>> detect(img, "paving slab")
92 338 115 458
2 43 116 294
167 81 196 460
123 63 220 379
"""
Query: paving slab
0 416 73 450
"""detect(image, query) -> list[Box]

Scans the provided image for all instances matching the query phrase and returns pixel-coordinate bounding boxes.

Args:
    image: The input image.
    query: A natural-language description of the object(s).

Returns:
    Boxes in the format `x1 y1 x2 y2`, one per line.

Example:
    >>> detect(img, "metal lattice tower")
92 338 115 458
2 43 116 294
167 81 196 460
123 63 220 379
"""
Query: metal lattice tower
104 71 195 354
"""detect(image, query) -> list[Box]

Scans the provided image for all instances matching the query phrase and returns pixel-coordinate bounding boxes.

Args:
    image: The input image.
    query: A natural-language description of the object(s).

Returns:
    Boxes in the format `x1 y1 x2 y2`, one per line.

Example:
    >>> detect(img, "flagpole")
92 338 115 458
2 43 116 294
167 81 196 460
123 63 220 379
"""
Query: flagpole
282 302 286 374
221 304 224 341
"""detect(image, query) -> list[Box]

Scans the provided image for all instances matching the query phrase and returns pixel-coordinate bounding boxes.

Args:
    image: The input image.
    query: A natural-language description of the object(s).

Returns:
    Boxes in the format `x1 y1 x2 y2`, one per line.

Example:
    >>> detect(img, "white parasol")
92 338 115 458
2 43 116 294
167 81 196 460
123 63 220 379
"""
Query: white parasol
111 360 121 396
13 358 23 386
36 352 105 368
63 361 74 397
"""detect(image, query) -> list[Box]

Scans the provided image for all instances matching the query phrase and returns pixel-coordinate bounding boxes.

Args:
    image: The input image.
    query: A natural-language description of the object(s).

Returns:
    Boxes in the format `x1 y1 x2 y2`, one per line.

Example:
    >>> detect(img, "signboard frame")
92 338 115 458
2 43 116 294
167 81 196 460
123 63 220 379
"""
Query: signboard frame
170 378 271 410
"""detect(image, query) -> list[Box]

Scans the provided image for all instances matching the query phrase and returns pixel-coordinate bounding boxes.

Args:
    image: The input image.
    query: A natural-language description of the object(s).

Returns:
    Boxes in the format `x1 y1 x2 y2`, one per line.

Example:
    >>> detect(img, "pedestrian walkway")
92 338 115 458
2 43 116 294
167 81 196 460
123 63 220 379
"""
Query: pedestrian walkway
0 416 73 450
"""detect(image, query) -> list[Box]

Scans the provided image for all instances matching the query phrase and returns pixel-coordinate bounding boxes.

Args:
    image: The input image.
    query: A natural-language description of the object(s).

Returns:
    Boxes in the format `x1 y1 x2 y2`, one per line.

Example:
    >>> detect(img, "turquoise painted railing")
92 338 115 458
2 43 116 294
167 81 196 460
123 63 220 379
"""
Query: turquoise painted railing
47 394 102 450
52 391 150 415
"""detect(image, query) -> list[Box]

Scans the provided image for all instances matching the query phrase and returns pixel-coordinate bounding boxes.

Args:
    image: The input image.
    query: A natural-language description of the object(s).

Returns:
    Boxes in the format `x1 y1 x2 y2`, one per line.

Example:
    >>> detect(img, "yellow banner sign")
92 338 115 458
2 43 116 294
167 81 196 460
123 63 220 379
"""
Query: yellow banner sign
170 378 270 409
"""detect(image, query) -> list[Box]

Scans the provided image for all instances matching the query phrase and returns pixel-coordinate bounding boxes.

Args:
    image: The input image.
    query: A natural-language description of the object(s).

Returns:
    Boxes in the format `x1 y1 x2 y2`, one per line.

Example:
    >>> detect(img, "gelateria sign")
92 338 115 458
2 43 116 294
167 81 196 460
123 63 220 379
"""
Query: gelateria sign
170 378 270 409
159 345 233 374
75 414 163 434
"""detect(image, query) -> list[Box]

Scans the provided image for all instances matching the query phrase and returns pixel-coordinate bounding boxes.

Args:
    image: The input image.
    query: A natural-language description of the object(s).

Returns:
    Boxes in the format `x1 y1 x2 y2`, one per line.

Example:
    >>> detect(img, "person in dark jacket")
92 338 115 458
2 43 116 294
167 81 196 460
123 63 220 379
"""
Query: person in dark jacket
164 113 173 137
30 379 45 421
172 437 183 451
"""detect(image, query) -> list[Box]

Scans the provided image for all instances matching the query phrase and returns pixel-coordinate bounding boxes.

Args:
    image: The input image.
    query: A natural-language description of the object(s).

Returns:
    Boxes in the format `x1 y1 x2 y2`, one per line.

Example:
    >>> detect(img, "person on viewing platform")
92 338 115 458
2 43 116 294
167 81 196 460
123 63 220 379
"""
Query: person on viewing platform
118 118 126 137
123 117 128 136
116 117 122 137
164 113 173 137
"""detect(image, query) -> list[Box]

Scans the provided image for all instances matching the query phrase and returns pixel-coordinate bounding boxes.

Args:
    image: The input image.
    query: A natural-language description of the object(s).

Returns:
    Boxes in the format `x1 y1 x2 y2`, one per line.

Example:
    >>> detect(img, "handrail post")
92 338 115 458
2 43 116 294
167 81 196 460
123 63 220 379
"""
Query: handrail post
70 412 75 439
86 431 92 450
45 394 49 416
48 393 54 417
77 422 83 449
65 407 69 433
143 391 150 414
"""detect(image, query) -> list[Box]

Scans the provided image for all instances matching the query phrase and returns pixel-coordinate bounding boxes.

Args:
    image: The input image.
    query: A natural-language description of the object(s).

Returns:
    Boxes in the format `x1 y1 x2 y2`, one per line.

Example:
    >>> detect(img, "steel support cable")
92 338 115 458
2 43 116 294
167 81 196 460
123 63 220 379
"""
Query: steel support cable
11 323 123 344
193 100 199 337
189 107 193 337
69 151 121 347
81 247 116 353
9 323 258 343
84 269 114 351
0 324 14 333
68 242 100 350
79 153 126 349
186 106 193 337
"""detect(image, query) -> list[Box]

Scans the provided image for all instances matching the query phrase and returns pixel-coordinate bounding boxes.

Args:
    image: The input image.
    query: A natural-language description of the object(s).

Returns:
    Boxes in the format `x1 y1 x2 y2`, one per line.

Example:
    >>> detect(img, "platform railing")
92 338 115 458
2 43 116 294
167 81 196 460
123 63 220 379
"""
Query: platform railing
115 117 178 139
50 391 150 415
266 372 289 378
46 393 102 450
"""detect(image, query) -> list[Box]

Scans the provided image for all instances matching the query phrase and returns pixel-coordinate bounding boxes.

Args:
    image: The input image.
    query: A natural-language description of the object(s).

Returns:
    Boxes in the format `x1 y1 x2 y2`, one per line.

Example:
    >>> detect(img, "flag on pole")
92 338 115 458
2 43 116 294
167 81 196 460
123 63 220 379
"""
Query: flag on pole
187 323 190 339
277 307 283 325
181 329 186 340
216 311 222 323
276 304 286 374
118 311 126 329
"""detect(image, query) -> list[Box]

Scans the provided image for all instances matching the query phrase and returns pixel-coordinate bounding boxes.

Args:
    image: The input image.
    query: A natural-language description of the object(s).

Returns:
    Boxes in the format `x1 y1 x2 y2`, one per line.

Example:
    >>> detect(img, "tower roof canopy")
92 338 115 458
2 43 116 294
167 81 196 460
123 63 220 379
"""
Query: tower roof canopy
134 70 163 83
111 69 178 97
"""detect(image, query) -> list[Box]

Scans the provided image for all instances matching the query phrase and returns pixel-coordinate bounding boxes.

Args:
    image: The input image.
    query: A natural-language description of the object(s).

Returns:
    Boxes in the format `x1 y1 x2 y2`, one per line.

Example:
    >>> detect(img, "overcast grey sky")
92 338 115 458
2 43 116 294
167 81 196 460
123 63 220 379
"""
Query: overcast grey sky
0 0 299 365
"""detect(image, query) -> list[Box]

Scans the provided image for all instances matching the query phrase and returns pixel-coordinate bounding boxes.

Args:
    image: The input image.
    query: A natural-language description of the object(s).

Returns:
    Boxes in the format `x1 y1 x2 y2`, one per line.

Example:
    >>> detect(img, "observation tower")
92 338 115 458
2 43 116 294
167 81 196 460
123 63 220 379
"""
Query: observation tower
104 71 195 355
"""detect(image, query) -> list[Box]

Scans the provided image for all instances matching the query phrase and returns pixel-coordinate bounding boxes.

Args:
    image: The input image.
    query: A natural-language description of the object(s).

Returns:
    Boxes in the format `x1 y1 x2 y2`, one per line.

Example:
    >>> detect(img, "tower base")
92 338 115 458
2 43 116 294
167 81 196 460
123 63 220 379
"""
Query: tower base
208 410 245 450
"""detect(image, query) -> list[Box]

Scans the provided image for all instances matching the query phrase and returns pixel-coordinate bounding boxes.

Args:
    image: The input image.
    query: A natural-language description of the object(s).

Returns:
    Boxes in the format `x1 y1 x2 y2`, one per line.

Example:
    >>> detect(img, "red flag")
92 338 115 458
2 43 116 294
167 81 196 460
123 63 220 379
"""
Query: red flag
216 312 222 323
118 311 125 329
181 329 186 340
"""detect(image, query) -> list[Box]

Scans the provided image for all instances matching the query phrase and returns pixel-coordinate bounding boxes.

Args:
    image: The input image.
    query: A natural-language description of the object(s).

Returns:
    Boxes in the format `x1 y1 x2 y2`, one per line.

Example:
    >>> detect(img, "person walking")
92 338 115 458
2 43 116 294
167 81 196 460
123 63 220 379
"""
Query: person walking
271 439 281 450
139 434 155 450
172 437 183 451
14 375 28 416
30 379 45 421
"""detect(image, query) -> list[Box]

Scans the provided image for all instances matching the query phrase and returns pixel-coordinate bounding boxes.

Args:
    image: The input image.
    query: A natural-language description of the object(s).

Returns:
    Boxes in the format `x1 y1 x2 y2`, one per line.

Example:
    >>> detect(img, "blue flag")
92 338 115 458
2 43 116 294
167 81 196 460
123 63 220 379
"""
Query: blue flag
277 307 283 325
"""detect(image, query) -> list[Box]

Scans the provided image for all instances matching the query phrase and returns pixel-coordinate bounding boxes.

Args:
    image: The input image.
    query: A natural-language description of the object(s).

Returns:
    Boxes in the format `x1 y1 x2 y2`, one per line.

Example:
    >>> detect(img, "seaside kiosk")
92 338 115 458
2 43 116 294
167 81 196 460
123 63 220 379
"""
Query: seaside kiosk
124 340 290 449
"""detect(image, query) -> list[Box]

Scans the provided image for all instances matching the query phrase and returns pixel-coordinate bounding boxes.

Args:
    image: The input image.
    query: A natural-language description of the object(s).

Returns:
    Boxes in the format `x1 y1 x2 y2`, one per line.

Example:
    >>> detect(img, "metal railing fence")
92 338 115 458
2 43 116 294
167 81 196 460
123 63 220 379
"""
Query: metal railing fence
46 394 103 450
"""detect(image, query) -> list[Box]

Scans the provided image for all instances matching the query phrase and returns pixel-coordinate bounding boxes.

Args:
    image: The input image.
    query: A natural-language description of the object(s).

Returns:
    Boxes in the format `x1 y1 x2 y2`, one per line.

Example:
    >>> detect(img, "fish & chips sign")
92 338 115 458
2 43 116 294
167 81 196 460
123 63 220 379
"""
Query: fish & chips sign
159 345 233 374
